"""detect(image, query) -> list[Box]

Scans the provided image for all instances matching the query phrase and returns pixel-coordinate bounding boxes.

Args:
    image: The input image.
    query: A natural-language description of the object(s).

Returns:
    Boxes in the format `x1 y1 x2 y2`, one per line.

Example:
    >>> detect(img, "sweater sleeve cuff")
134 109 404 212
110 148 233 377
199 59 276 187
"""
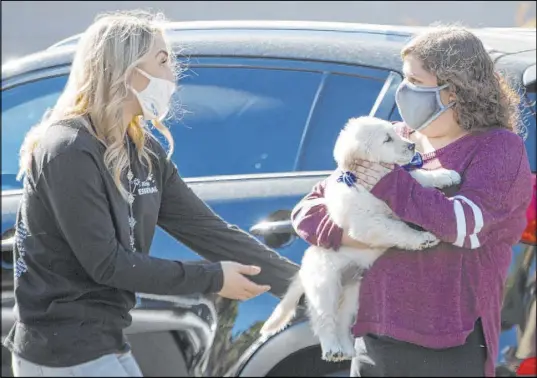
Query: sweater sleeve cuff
204 262 225 294
319 218 344 251
178 261 224 295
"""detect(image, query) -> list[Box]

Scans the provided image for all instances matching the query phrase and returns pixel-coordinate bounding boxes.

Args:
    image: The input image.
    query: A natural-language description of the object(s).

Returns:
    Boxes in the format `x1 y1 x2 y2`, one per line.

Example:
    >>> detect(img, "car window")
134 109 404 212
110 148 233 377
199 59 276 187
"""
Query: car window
2 67 321 182
1 75 68 180
390 106 403 123
296 73 386 171
164 67 321 178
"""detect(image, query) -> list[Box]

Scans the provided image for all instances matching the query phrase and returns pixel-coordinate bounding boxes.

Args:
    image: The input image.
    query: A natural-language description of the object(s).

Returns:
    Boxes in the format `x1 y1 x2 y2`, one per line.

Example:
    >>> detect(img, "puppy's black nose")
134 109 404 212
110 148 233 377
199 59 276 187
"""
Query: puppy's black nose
407 143 416 151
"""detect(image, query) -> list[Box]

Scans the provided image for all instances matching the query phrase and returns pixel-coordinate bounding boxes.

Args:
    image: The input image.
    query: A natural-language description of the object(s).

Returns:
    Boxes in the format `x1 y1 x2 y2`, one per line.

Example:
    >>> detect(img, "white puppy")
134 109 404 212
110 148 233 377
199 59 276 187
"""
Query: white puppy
260 116 461 362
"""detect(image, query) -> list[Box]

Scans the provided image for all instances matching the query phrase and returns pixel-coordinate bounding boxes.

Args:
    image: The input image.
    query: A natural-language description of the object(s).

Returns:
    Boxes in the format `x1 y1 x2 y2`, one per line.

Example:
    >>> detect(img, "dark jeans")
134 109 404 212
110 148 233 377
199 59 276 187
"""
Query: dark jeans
350 319 487 377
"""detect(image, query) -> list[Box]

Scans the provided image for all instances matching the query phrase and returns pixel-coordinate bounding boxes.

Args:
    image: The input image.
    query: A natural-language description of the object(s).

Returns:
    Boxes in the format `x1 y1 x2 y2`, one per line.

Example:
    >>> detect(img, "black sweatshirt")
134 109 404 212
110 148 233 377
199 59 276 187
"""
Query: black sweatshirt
3 117 299 367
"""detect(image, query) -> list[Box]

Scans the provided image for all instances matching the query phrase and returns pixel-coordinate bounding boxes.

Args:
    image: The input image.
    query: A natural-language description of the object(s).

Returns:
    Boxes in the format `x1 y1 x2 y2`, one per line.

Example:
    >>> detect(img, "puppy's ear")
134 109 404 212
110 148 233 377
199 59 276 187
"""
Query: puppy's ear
361 132 374 159
333 120 362 168
333 127 349 166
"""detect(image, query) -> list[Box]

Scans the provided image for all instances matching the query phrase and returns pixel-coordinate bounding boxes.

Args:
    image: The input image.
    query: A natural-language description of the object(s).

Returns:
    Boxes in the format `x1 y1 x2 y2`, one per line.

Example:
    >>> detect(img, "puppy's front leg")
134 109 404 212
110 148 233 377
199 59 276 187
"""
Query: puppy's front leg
348 216 439 251
410 168 461 189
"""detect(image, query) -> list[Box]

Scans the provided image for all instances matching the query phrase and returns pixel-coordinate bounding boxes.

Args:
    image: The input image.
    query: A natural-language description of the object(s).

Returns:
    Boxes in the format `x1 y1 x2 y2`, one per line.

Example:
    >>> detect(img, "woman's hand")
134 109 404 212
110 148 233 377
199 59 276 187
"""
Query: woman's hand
218 262 271 301
350 160 394 191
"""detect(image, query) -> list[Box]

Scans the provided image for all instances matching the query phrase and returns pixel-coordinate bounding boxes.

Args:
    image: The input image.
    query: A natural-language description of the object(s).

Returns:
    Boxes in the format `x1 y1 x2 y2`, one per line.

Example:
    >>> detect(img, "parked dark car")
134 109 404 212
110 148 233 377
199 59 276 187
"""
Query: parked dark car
2 21 535 377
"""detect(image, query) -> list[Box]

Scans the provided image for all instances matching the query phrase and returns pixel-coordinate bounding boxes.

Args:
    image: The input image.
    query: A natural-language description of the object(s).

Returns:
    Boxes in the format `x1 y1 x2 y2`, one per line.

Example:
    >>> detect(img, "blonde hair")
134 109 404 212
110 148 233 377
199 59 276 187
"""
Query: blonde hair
18 10 177 199
401 24 522 134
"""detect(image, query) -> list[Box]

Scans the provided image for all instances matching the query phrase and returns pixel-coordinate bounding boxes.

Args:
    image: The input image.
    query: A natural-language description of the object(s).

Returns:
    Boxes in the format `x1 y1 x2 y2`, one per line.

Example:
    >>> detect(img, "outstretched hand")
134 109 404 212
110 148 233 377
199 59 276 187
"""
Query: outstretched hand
218 262 271 301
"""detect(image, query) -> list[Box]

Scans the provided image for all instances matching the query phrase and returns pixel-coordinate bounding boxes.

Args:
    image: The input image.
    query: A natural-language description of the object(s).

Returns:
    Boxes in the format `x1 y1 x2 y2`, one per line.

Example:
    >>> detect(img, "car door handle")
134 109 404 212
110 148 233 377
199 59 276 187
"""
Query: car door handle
249 220 295 236
1 236 14 253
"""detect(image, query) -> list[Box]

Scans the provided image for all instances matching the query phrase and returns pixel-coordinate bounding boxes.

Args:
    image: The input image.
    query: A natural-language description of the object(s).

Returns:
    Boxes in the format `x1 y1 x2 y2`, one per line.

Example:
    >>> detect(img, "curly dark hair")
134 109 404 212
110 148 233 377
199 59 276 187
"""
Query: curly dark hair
401 25 522 134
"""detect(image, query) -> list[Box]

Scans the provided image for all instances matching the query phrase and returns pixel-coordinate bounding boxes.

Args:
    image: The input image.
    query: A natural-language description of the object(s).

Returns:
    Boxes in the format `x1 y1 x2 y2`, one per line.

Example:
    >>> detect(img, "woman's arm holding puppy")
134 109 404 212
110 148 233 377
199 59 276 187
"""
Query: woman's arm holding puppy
358 133 532 248
291 179 370 250
291 120 408 251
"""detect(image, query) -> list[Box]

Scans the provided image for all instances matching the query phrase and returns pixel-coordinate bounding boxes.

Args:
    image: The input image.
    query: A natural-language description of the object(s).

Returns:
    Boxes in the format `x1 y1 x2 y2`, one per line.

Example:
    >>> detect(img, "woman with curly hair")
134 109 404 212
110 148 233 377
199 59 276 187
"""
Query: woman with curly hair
291 25 532 377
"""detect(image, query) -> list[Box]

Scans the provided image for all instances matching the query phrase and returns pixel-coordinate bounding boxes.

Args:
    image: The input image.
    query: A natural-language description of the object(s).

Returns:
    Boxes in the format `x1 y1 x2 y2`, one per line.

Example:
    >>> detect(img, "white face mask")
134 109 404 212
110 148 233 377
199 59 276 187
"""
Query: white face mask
131 68 176 121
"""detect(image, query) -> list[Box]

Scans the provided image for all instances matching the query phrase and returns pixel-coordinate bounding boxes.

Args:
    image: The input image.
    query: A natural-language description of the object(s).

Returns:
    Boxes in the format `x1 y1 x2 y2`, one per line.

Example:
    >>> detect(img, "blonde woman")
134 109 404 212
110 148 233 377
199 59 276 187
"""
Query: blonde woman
291 25 532 377
4 11 298 377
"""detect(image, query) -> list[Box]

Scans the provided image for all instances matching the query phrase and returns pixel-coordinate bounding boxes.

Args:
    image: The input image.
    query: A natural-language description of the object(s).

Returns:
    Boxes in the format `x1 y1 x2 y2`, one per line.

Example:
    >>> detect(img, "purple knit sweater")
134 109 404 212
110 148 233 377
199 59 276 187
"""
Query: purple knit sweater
291 124 532 377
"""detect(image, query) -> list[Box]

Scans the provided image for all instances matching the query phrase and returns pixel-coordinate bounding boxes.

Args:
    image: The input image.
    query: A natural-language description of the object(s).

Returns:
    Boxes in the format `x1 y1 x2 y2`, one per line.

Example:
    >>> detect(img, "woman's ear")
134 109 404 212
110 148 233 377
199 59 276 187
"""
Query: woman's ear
130 68 149 93
448 90 457 104
439 87 455 106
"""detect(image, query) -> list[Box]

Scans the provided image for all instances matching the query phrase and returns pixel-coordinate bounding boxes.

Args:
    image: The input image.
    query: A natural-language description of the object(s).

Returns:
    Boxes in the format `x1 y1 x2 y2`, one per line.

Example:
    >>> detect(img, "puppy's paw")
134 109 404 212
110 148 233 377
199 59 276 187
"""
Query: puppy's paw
405 231 439 250
323 349 355 362
431 169 461 189
417 232 440 250
321 340 348 362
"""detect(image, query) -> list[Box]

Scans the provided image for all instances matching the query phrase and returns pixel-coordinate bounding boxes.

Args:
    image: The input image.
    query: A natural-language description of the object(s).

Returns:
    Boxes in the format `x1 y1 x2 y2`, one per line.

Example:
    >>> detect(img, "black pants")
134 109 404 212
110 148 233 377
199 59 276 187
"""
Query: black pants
350 319 487 377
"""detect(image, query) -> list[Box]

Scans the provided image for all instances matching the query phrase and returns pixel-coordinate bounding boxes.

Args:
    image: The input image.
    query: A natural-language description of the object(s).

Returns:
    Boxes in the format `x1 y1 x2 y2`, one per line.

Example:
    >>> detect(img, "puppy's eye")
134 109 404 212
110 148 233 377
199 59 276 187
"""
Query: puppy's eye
384 135 393 143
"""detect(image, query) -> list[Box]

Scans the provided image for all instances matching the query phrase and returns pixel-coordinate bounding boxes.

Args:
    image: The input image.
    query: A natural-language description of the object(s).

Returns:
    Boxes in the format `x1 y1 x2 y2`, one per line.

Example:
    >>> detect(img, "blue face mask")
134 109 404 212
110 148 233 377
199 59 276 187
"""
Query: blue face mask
395 80 455 132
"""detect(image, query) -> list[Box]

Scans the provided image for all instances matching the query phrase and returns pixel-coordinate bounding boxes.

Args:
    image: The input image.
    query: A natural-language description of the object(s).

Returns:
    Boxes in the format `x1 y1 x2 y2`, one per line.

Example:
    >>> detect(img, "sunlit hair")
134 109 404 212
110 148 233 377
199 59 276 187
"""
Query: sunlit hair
18 10 179 199
401 24 522 134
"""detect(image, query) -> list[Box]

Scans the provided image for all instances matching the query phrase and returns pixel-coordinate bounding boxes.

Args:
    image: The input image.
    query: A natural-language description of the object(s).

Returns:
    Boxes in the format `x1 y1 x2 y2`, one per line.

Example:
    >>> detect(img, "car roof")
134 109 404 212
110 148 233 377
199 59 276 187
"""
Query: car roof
2 21 536 83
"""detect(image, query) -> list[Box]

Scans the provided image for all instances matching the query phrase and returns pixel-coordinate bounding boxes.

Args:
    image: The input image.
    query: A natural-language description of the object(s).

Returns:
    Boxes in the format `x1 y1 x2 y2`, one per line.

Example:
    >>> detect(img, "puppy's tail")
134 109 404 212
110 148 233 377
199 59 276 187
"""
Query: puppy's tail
260 274 304 338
